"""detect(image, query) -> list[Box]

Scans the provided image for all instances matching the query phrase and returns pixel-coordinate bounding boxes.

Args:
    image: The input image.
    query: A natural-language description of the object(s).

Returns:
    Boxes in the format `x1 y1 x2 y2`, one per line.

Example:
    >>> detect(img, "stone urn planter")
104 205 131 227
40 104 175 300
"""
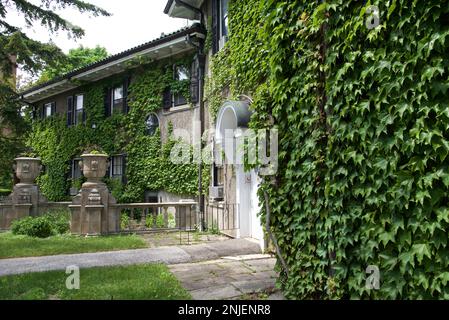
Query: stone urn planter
14 157 42 184
80 153 109 185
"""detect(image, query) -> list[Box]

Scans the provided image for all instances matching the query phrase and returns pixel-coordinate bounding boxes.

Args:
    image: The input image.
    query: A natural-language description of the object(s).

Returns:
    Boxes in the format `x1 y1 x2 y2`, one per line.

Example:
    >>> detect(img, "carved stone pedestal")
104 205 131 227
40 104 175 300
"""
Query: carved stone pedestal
0 157 47 229
69 154 119 236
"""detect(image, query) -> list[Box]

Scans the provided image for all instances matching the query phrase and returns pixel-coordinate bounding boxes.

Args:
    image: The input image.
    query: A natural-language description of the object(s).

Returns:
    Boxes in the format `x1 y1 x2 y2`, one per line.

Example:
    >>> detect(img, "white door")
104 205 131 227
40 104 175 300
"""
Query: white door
250 170 263 244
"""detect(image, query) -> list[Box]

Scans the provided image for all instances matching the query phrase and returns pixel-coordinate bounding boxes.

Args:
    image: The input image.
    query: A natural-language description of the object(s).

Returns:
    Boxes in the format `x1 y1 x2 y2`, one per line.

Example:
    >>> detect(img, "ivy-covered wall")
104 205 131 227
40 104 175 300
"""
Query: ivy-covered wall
27 56 209 202
206 0 449 299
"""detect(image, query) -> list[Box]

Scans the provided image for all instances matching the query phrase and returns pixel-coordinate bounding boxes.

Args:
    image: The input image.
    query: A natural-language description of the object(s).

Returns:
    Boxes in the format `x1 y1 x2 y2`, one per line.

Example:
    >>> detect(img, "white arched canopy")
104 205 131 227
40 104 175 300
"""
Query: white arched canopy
215 100 252 143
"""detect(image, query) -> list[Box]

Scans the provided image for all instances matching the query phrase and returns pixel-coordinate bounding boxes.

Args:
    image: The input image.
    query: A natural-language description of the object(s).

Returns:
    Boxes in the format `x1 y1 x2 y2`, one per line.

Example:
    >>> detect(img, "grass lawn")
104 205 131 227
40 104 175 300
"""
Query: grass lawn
0 232 148 259
0 264 191 300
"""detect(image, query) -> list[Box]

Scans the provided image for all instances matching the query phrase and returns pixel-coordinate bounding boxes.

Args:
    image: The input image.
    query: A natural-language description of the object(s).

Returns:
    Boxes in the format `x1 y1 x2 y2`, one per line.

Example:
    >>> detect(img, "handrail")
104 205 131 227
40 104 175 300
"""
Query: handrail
46 202 72 206
111 202 197 209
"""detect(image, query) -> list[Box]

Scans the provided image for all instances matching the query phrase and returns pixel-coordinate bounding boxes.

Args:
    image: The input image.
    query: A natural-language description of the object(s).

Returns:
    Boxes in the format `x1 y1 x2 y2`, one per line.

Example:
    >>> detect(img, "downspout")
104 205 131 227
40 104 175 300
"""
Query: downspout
186 34 206 230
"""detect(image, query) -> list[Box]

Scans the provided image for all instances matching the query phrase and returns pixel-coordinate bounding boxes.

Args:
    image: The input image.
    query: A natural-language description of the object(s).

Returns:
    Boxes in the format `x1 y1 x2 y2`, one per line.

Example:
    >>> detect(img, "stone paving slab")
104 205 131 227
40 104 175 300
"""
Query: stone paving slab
168 254 284 300
0 238 261 276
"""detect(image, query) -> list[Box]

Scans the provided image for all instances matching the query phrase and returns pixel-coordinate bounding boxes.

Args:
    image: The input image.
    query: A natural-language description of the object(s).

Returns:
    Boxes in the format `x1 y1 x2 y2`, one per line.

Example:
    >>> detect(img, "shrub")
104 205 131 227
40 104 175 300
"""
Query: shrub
45 209 70 234
120 213 130 230
11 209 70 238
145 215 154 228
11 216 54 238
0 188 11 197
156 214 165 228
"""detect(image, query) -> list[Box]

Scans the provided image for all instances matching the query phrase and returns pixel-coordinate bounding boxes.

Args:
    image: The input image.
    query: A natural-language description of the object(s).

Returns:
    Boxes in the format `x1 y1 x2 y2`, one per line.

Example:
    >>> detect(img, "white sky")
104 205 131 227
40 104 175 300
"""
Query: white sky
6 0 191 55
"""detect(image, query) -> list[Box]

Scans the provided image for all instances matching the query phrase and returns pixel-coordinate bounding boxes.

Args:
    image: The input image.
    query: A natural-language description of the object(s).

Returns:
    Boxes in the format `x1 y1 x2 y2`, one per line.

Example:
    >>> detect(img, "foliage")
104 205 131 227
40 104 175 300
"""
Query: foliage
0 0 109 76
155 213 165 229
36 46 109 84
27 56 209 202
11 216 54 238
0 0 109 192
208 0 449 299
11 209 70 238
120 213 130 230
0 83 29 189
0 264 191 300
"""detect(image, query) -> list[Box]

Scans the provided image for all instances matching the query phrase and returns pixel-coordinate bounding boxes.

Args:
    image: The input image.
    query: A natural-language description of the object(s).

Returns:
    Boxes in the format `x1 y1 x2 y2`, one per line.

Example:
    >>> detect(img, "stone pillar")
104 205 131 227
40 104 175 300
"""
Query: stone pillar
70 153 119 236
12 157 45 217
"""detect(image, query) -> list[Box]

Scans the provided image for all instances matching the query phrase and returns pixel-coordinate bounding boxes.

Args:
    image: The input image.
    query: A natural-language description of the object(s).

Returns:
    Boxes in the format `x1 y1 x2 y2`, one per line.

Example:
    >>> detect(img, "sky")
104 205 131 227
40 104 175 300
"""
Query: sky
6 0 191 55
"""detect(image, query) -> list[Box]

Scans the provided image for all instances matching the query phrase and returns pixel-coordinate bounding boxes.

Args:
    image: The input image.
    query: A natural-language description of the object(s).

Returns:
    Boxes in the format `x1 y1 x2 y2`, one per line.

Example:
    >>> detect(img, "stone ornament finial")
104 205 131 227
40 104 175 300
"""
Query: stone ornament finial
88 188 101 204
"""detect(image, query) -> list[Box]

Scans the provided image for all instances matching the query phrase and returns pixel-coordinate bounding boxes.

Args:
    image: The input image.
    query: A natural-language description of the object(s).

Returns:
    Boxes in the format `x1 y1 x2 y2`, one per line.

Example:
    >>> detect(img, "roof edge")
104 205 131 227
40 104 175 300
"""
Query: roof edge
20 23 205 98
164 0 175 14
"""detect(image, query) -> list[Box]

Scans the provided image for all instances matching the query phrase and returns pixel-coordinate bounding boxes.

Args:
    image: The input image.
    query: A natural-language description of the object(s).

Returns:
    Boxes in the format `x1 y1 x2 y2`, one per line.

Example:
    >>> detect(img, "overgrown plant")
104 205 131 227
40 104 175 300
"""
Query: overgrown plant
27 56 209 202
207 0 449 299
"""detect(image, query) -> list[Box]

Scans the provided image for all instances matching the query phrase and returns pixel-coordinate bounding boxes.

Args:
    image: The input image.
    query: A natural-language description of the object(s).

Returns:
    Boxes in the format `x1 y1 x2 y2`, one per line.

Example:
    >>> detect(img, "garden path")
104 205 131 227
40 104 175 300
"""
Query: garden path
0 238 261 276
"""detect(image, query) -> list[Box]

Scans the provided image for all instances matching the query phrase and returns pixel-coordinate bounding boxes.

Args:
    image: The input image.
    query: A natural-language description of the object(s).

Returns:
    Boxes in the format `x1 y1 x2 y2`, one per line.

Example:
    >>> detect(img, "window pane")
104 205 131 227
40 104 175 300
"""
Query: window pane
76 95 84 110
221 0 229 36
45 104 52 117
76 110 84 124
114 86 123 101
111 86 124 115
73 160 81 179
174 93 187 106
112 156 123 176
177 67 189 81
112 102 123 115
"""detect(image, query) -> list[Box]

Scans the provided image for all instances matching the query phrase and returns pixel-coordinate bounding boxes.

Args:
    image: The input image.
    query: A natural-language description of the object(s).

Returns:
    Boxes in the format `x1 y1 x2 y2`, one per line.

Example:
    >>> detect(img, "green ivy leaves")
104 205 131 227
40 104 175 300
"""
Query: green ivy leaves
27 56 208 203
208 0 449 299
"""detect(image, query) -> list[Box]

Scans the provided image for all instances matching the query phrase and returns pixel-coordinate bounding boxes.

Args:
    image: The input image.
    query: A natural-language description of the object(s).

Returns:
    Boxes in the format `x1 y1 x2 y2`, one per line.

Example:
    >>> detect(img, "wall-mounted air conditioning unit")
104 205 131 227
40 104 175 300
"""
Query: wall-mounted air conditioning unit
209 186 224 200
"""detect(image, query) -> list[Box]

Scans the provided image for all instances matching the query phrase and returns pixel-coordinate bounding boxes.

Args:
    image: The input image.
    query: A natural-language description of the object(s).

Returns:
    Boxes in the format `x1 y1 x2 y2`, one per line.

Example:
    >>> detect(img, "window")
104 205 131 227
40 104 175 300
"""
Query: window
44 102 55 118
216 0 229 50
177 66 189 81
145 113 159 136
220 0 229 38
213 163 224 186
72 159 82 180
111 85 124 115
74 94 85 125
173 65 188 107
111 155 124 179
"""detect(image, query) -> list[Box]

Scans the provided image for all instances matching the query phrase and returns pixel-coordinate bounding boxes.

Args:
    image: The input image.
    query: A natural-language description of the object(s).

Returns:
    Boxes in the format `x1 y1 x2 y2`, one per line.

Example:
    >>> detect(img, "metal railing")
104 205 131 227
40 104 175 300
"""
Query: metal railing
204 203 239 234
111 202 199 234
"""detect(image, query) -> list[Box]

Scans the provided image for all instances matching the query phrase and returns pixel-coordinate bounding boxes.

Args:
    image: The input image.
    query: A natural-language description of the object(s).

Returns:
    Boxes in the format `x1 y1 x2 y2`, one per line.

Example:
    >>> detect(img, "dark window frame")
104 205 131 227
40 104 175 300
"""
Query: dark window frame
71 158 82 180
220 0 229 39
74 94 85 125
110 154 126 182
43 102 56 118
173 64 189 107
213 163 224 187
111 84 124 115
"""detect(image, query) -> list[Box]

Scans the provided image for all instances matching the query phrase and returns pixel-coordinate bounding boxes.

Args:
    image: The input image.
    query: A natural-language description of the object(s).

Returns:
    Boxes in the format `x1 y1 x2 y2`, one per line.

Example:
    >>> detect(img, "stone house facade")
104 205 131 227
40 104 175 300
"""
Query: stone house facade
164 0 266 248
19 1 266 248
20 24 206 204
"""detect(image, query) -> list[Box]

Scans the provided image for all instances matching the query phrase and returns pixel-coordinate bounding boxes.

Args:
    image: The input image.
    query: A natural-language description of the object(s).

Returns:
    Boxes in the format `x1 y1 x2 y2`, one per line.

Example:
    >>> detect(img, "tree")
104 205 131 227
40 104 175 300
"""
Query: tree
37 45 109 84
0 0 110 189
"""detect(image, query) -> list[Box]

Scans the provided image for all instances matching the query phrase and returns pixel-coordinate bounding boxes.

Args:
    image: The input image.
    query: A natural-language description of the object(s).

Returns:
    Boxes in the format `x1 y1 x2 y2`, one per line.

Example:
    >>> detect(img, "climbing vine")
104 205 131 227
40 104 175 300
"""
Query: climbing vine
207 0 449 299
27 55 208 202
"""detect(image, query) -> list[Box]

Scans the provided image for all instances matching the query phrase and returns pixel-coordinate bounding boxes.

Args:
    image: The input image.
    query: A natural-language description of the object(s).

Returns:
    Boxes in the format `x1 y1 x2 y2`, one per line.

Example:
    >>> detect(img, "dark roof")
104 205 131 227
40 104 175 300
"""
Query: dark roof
21 23 204 96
